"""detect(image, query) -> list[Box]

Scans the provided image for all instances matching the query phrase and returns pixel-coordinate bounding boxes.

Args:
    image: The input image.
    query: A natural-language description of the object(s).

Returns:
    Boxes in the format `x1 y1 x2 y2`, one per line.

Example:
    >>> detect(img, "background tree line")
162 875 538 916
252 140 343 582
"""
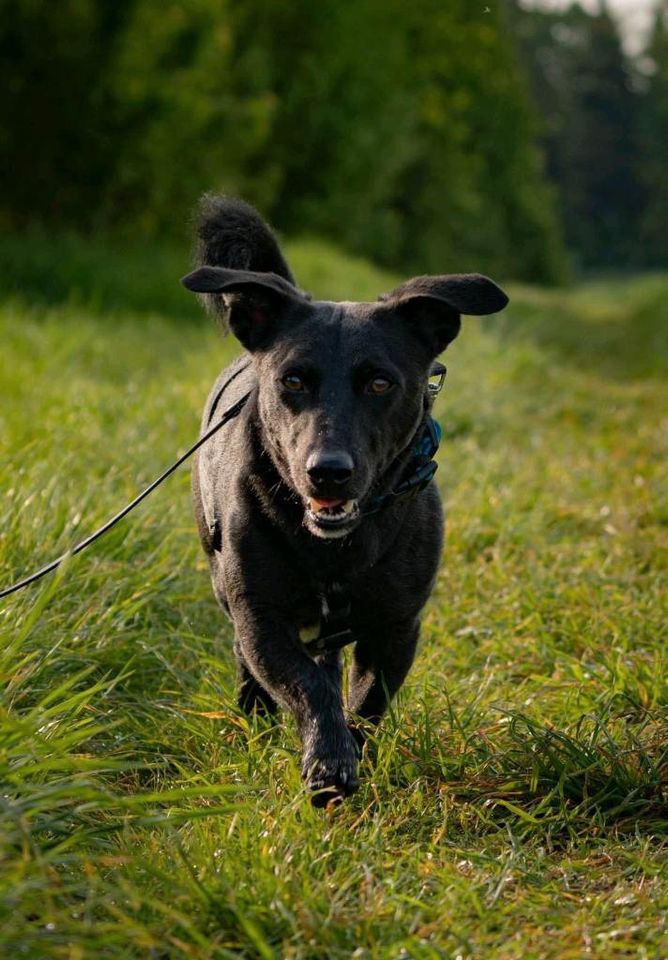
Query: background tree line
508 0 668 272
1 0 666 284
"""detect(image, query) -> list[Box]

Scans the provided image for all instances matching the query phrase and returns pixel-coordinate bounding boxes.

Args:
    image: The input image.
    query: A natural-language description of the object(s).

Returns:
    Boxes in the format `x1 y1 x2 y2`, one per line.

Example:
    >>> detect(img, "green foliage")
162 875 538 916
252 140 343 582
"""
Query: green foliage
0 227 198 319
509 1 644 271
0 0 566 283
639 2 668 265
106 0 274 234
242 0 420 265
1 234 667 956
6 0 668 280
385 0 566 282
0 0 127 228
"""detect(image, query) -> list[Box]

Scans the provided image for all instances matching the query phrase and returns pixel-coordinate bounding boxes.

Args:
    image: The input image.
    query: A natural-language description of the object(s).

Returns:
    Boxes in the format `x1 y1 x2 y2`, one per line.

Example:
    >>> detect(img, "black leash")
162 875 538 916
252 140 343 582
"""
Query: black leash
0 391 251 601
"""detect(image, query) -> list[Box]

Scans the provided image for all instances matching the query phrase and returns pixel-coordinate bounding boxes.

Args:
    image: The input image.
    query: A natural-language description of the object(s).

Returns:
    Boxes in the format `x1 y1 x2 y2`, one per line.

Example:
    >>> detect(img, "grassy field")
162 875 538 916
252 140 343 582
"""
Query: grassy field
0 232 667 959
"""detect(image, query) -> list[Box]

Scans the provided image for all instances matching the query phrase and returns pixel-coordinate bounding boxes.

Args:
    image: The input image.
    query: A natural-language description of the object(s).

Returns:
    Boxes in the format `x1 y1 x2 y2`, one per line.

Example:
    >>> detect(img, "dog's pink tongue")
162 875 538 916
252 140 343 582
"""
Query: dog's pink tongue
310 497 345 510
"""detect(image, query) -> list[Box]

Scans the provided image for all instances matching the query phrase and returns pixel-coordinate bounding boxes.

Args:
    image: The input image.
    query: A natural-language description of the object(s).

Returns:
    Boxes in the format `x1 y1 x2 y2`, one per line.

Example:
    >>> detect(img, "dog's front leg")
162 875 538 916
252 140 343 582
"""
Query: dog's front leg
234 641 279 717
348 617 420 724
232 603 359 805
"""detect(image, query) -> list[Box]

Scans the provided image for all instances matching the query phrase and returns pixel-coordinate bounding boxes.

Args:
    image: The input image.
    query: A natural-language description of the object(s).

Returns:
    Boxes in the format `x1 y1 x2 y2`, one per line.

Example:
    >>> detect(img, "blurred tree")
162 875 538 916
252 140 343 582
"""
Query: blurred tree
228 0 420 263
106 0 271 236
0 0 272 235
0 0 131 229
233 0 565 281
509 1 643 270
388 0 566 282
0 0 566 282
638 1 668 266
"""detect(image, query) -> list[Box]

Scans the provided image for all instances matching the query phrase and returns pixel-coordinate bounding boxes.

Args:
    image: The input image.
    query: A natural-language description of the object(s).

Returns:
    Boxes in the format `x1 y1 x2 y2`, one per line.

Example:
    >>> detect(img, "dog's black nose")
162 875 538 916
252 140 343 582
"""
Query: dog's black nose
306 451 354 486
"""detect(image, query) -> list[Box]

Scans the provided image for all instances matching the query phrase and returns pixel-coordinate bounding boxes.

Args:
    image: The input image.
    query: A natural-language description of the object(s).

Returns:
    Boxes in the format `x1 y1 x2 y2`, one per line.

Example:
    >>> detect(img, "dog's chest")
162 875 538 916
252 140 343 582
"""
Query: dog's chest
292 593 327 637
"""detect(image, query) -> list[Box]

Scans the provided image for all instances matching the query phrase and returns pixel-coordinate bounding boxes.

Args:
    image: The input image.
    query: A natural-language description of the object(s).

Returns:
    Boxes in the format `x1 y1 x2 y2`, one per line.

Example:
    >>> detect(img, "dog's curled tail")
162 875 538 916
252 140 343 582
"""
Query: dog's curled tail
194 194 296 325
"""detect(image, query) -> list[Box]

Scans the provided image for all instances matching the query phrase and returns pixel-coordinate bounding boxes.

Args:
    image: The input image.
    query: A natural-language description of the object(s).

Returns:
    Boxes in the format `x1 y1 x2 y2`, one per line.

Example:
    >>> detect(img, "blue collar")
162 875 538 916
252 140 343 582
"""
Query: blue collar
365 415 442 515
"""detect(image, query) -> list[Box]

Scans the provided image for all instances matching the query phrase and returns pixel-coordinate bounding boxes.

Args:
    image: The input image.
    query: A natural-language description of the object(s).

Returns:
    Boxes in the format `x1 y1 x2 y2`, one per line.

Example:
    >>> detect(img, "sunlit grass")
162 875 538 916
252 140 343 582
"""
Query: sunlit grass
0 233 666 957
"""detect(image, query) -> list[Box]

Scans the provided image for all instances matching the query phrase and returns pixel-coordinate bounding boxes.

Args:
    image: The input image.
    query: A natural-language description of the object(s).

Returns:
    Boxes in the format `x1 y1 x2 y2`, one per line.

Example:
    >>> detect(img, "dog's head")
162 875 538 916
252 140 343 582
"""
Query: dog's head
183 265 508 539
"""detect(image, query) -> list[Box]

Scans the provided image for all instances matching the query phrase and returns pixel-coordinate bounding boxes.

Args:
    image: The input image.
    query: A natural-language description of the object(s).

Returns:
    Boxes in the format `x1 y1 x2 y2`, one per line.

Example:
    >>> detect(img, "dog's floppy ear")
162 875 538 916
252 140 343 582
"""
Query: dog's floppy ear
381 273 509 355
181 266 307 350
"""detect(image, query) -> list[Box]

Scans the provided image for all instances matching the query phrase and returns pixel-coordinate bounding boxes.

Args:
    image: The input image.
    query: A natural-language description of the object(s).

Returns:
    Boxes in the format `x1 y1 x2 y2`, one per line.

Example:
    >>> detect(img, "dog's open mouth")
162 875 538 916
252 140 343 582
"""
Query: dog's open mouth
306 497 359 533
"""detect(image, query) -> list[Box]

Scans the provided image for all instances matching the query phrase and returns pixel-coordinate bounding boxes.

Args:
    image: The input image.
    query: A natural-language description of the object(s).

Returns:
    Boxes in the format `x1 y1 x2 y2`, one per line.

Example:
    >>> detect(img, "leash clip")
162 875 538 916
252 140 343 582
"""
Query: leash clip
428 361 447 397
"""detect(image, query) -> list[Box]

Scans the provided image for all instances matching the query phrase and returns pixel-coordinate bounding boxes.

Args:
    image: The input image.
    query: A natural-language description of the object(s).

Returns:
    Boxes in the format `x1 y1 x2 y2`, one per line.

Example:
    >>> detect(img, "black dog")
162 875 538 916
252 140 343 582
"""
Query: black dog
182 196 508 805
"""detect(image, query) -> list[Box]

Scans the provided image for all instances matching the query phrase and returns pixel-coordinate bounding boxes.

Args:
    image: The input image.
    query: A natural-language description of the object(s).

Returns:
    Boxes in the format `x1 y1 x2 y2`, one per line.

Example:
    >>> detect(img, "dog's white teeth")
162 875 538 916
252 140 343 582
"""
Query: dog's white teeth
306 498 358 531
308 499 355 517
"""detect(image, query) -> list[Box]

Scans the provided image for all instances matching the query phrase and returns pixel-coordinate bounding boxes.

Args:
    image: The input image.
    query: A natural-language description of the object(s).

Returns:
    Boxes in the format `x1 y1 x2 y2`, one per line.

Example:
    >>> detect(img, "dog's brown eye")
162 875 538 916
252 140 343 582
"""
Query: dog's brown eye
367 376 393 395
282 373 306 392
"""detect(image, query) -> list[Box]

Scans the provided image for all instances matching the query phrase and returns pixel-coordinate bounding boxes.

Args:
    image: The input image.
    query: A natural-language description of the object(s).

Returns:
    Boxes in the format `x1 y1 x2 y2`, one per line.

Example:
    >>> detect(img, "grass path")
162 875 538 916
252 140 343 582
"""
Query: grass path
0 235 667 958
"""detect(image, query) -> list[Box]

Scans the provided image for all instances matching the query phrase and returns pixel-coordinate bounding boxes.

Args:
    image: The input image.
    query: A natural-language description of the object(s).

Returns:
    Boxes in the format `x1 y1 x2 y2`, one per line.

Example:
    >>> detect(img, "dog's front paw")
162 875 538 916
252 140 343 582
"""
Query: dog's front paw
302 733 360 807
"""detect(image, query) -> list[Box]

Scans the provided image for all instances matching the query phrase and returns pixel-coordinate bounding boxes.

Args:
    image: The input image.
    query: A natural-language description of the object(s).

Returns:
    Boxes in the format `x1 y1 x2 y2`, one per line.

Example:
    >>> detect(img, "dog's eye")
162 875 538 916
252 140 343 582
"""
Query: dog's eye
282 373 307 392
367 376 394 396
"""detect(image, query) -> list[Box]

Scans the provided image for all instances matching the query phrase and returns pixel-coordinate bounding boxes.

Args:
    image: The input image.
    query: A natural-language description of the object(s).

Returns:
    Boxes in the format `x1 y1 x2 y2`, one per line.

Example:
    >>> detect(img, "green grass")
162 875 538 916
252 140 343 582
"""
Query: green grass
0 231 667 958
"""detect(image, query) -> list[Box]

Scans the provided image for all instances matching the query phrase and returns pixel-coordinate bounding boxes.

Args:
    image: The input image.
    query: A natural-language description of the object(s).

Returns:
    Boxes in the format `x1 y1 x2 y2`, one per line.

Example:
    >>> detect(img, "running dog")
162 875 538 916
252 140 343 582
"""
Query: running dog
182 196 509 805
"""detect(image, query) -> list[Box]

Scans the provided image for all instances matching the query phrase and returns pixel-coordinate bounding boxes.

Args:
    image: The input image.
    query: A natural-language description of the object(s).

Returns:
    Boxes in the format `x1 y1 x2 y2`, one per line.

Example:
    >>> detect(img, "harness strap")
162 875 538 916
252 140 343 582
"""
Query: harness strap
302 583 355 655
206 359 252 427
